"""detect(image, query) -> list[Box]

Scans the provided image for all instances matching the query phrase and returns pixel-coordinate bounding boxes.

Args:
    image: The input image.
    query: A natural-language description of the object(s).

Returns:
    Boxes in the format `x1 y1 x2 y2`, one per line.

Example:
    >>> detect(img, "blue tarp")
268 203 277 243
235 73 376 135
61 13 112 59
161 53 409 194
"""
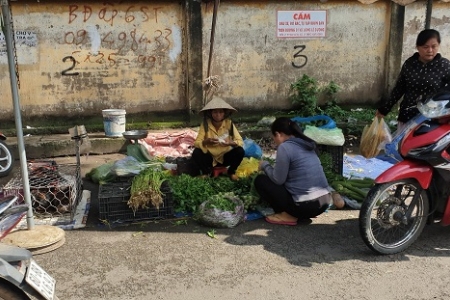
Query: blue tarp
343 154 393 180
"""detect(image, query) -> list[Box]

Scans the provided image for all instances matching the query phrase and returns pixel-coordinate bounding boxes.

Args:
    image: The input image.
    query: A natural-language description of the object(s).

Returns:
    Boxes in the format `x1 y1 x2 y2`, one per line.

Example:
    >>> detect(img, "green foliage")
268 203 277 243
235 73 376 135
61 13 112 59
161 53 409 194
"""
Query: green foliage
322 81 341 102
210 175 259 200
208 177 236 194
348 108 377 124
289 74 320 116
318 152 334 180
229 174 260 210
288 74 391 134
167 173 261 213
166 174 215 213
320 101 350 122
205 193 237 212
261 155 276 165
207 229 217 238
289 75 342 117
318 152 345 183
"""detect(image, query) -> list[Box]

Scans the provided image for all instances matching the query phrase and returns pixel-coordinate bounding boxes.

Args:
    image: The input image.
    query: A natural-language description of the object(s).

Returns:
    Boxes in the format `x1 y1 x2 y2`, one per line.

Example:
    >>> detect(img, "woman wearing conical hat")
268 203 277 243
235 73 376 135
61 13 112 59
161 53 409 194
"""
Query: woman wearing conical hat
192 97 244 181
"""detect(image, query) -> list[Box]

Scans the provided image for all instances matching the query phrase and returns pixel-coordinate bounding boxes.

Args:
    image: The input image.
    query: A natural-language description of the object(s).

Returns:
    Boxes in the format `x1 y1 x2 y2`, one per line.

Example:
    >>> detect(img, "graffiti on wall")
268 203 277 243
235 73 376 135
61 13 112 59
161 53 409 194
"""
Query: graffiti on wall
68 4 160 26
63 27 172 54
292 45 307 68
61 4 181 74
61 56 80 76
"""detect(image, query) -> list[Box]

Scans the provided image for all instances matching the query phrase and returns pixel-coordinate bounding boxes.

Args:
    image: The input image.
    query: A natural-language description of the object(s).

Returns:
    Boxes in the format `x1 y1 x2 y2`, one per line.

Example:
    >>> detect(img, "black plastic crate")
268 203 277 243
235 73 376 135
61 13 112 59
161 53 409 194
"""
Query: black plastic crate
115 175 134 183
175 156 200 176
98 181 174 223
317 144 343 175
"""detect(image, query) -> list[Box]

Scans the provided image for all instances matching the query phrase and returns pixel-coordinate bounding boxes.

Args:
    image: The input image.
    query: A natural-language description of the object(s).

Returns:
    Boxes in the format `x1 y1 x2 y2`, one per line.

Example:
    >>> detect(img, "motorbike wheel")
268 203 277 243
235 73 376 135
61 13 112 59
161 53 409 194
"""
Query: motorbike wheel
359 179 429 255
0 280 30 299
0 140 13 178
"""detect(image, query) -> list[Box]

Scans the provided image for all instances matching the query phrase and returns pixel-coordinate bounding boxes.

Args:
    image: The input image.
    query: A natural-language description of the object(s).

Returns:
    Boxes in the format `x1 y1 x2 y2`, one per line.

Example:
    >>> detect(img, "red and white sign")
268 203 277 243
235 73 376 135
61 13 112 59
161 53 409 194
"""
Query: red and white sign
277 10 327 39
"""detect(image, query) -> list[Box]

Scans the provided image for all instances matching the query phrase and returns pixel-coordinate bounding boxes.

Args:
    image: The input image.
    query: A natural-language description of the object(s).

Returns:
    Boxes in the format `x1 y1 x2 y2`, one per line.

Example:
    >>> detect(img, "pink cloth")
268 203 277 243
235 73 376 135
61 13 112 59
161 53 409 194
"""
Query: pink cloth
139 129 198 157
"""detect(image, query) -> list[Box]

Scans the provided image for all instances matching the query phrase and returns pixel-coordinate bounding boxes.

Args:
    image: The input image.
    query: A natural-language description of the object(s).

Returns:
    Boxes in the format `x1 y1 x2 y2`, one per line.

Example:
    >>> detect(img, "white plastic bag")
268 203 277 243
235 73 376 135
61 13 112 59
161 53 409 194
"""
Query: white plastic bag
304 125 345 146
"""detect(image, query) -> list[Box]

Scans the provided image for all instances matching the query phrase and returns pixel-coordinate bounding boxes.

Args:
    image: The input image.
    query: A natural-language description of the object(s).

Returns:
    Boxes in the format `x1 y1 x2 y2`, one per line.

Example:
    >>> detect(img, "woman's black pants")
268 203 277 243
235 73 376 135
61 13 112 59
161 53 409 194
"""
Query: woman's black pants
254 174 329 219
191 147 245 176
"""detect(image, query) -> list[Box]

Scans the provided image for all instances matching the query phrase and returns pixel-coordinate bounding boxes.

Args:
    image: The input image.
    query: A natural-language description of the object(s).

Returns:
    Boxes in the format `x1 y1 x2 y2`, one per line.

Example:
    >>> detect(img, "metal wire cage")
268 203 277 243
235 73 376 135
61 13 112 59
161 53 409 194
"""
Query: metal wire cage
3 161 82 221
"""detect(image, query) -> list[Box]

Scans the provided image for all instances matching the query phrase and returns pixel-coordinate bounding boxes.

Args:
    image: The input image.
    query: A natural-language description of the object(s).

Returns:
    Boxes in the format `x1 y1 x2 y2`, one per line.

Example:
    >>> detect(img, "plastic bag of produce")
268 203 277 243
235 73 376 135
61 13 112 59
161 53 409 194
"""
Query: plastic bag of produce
360 117 392 158
236 157 259 178
112 156 152 177
196 193 245 228
85 162 116 185
243 139 263 159
303 125 345 146
256 116 276 127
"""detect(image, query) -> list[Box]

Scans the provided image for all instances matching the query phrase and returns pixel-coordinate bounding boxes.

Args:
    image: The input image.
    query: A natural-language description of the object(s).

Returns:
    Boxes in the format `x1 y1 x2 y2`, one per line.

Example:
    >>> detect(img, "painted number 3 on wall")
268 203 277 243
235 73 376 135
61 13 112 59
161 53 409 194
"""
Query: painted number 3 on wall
292 45 307 68
62 56 79 76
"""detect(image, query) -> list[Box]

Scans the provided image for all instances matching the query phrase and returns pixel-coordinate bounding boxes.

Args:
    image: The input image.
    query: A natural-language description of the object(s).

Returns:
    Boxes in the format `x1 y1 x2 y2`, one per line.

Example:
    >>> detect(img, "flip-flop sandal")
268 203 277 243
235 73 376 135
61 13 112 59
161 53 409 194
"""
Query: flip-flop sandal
265 216 297 226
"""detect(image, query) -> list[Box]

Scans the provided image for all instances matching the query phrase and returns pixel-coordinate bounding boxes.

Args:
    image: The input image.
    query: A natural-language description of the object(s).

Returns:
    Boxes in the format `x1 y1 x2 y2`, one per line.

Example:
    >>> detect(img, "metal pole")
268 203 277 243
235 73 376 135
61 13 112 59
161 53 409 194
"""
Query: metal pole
206 0 219 79
425 0 432 29
1 0 35 228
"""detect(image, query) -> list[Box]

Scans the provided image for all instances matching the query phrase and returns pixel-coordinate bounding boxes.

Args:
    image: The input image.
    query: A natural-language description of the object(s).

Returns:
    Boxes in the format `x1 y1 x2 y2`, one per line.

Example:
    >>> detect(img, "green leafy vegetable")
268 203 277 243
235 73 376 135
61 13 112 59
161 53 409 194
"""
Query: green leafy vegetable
205 193 237 212
207 229 216 239
166 174 215 213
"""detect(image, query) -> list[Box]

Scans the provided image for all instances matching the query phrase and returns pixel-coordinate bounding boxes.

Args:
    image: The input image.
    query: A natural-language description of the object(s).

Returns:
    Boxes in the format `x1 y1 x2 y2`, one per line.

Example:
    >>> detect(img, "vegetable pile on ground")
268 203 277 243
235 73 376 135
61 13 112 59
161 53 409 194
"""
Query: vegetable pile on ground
86 156 164 185
196 192 245 228
319 151 375 205
166 172 260 214
330 178 374 203
166 174 215 213
128 167 167 212
204 192 238 211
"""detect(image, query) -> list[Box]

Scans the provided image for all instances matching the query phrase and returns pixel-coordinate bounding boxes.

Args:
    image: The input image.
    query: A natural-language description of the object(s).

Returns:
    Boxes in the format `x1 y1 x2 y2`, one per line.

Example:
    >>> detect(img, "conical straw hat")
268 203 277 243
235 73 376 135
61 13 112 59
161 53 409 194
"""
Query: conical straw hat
200 97 237 113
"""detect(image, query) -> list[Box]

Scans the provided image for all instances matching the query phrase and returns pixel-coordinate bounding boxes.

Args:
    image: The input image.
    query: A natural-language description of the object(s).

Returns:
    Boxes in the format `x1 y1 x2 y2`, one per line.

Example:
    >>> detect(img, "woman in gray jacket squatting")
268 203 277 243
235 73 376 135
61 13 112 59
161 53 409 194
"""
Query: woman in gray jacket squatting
255 117 332 226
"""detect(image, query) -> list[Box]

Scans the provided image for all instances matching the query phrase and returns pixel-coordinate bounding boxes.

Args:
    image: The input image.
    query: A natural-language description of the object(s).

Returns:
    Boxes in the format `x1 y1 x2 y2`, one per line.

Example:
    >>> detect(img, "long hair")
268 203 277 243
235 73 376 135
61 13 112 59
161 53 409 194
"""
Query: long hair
271 117 317 148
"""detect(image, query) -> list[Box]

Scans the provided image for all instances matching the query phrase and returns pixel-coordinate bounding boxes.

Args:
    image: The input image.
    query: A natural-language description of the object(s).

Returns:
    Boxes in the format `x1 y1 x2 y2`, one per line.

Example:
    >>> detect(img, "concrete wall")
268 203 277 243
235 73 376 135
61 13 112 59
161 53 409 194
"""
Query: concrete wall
0 1 185 119
0 0 449 120
202 0 391 110
403 2 450 62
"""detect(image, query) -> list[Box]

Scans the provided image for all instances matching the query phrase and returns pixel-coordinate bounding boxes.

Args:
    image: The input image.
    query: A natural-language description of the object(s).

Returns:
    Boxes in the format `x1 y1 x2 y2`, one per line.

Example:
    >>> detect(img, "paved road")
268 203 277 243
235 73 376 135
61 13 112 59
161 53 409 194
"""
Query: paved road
1 154 450 300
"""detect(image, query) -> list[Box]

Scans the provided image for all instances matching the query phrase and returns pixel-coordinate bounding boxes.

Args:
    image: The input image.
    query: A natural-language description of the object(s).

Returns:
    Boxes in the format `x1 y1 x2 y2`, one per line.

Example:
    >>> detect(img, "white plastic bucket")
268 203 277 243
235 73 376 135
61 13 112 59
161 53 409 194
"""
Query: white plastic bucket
102 109 126 137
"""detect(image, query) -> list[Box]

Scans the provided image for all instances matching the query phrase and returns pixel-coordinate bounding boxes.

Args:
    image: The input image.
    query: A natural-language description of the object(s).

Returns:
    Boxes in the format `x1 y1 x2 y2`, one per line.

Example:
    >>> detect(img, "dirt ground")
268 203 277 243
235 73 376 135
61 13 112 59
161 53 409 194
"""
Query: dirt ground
2 153 450 300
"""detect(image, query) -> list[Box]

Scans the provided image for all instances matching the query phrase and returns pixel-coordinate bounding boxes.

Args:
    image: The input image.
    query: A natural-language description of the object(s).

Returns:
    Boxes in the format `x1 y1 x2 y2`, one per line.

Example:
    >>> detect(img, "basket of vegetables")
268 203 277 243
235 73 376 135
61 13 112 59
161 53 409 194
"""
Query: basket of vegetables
196 192 245 228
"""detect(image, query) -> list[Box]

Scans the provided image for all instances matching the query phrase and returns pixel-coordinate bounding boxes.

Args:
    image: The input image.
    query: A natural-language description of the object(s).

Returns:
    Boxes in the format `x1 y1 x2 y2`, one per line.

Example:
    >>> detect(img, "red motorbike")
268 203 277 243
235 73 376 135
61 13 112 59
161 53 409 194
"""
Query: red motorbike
359 90 450 255
0 132 13 177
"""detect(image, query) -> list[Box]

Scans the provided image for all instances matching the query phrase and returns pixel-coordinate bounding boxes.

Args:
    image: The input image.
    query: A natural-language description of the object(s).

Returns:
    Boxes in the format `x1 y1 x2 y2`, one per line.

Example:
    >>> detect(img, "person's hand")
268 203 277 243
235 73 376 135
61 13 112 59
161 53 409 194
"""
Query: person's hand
375 110 385 118
219 137 237 147
202 138 219 147
220 141 236 147
258 160 266 171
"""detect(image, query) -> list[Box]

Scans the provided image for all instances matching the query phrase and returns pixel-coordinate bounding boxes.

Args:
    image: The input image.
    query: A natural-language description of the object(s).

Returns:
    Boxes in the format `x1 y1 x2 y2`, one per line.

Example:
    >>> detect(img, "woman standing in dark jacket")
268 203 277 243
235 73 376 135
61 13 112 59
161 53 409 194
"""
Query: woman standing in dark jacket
376 29 450 130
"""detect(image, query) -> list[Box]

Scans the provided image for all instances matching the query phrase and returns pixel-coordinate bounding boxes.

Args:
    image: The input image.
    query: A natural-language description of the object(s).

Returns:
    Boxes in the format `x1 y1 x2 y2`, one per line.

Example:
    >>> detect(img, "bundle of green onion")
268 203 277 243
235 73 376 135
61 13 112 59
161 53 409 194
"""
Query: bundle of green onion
127 167 167 213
